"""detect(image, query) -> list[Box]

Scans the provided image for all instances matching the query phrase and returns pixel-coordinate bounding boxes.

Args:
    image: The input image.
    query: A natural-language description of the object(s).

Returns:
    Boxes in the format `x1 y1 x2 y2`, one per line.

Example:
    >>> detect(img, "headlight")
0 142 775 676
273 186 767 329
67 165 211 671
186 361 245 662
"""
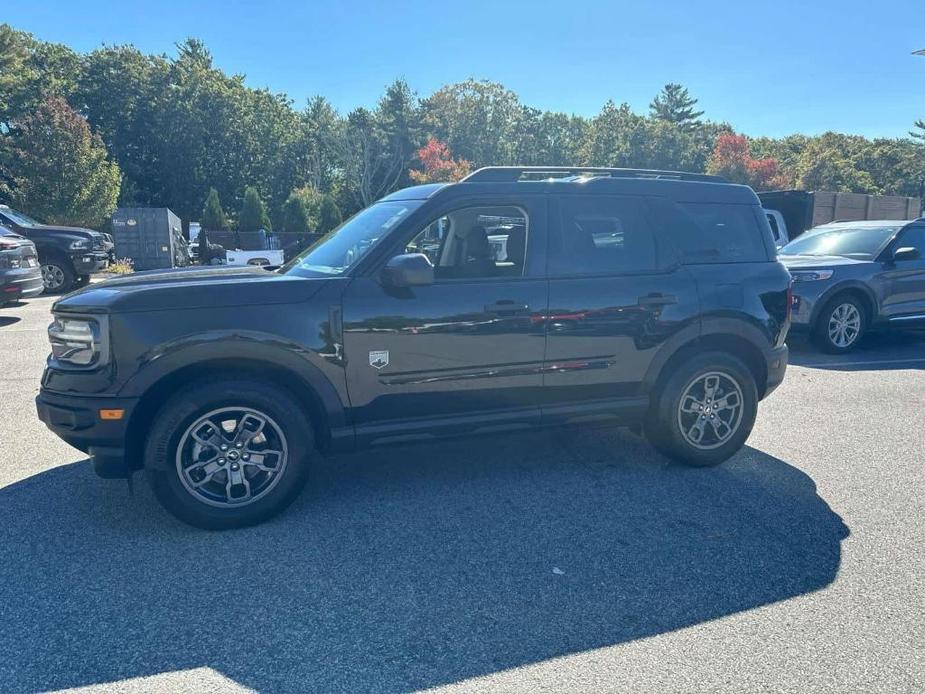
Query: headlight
69 239 91 250
790 270 834 282
48 316 109 368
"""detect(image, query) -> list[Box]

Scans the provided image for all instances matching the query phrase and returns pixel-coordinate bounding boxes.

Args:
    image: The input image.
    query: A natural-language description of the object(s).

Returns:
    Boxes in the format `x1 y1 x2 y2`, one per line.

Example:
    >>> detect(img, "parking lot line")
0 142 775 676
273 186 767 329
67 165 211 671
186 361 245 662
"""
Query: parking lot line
797 357 925 369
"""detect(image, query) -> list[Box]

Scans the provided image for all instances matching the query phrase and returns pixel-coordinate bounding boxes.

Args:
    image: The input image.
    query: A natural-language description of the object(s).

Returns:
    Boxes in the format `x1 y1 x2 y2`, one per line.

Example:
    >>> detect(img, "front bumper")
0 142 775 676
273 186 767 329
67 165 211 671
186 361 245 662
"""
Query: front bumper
788 281 834 329
36 389 139 478
1 266 44 300
71 252 109 274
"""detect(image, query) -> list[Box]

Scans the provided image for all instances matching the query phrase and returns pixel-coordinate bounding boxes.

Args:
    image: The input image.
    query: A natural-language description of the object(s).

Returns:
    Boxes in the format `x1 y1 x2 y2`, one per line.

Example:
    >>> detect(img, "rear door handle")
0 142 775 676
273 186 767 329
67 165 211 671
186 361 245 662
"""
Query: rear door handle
637 293 677 307
485 300 530 315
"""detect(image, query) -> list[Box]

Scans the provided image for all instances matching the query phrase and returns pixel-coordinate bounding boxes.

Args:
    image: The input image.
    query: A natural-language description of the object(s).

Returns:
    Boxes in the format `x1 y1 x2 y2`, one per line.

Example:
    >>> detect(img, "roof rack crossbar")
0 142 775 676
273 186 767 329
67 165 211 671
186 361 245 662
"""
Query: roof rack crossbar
462 166 727 184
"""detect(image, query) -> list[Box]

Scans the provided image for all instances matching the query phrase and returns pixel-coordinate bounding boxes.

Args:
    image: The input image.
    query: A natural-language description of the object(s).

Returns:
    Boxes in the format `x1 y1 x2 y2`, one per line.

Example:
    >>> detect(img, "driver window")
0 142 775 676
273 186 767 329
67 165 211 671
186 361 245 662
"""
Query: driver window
406 206 528 280
897 226 925 256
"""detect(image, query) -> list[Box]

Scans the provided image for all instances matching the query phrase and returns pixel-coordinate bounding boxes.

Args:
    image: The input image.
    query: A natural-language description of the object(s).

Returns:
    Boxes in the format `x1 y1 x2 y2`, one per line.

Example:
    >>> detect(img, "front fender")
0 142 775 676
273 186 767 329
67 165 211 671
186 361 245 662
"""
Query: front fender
809 281 879 326
118 329 348 433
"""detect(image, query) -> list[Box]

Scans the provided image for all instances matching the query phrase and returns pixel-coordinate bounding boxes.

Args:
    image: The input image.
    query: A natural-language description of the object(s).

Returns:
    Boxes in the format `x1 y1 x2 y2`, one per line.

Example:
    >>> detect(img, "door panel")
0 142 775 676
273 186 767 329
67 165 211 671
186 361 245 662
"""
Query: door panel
341 196 549 436
342 278 546 427
543 194 699 409
881 225 925 320
544 270 699 402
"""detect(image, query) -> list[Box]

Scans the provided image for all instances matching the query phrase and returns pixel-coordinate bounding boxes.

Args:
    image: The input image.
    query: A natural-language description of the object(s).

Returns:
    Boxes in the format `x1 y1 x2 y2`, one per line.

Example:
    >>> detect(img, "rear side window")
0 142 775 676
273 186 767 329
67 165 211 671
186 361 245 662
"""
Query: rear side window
673 203 769 263
550 196 657 276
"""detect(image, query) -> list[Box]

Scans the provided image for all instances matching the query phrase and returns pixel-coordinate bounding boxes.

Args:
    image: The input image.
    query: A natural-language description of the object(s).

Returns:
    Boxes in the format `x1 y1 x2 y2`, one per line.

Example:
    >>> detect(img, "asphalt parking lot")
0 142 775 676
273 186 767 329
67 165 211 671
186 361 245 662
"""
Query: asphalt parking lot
1 294 923 694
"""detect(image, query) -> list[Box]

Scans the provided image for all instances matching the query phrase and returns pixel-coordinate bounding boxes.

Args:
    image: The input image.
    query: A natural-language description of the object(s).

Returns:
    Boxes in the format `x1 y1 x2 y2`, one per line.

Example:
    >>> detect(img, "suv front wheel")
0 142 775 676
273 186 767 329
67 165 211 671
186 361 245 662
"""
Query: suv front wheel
41 259 76 294
645 352 758 467
813 294 866 353
145 379 313 529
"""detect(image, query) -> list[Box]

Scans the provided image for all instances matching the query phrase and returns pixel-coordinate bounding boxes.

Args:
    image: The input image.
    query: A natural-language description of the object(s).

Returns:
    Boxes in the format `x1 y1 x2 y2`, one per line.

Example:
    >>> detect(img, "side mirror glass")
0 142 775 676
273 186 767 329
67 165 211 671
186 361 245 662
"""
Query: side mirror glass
381 253 434 287
893 246 921 262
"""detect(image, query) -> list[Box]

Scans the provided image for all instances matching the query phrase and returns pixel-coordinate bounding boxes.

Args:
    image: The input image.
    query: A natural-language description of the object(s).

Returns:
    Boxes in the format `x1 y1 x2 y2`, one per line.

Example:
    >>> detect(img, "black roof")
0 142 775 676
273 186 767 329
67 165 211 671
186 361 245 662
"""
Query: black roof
382 166 758 205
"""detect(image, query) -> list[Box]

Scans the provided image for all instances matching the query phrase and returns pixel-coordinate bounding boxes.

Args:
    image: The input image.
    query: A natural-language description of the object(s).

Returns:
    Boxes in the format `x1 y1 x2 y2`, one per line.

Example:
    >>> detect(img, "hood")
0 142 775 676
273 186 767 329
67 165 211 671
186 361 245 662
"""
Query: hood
40 224 99 235
780 254 874 269
19 224 99 240
53 265 333 314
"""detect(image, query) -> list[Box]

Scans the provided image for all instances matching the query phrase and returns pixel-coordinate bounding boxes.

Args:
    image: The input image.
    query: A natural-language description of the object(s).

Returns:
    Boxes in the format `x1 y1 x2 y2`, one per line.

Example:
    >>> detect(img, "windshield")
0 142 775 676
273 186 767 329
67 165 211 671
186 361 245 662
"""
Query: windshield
282 201 421 277
0 207 42 227
780 225 899 259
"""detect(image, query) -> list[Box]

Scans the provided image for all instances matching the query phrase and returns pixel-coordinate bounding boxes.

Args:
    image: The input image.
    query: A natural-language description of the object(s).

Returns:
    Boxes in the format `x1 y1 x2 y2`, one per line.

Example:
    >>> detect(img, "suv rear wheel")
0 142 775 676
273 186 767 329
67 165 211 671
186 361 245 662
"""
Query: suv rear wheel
144 379 313 529
645 352 758 467
813 294 866 353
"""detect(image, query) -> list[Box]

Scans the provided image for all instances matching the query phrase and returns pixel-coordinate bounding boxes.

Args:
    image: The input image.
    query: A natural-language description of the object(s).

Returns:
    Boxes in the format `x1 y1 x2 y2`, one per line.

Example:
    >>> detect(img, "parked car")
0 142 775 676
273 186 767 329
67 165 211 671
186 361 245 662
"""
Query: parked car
780 218 925 352
0 205 111 293
36 166 791 529
0 224 44 305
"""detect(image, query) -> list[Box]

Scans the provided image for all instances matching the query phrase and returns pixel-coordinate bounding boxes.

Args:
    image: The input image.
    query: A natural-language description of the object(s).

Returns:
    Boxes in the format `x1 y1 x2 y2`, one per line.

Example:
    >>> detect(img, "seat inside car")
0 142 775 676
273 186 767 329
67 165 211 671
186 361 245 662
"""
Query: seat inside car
462 226 495 277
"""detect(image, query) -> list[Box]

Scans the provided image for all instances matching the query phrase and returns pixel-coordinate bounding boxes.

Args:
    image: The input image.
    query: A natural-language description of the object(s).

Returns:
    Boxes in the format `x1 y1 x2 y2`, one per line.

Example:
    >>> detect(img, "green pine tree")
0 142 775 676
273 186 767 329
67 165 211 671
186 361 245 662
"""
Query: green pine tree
238 186 271 232
281 187 321 233
318 195 342 234
201 187 226 230
649 83 704 129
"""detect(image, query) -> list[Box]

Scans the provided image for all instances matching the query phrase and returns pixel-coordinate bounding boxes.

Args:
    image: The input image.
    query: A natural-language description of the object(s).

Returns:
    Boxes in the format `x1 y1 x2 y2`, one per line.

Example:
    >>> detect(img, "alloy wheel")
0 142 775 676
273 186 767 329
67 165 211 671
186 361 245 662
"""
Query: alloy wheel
175 407 289 508
827 303 861 348
676 371 745 450
41 264 65 290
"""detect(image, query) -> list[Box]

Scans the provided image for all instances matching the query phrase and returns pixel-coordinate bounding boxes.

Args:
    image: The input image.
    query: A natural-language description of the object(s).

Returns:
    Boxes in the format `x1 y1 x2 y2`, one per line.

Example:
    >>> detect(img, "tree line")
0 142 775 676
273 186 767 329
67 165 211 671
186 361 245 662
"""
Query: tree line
1 24 923 231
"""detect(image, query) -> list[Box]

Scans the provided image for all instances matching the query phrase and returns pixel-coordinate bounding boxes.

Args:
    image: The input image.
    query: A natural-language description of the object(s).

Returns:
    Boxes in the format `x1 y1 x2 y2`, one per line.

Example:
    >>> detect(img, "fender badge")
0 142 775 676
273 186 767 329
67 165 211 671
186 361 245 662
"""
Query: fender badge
369 350 389 369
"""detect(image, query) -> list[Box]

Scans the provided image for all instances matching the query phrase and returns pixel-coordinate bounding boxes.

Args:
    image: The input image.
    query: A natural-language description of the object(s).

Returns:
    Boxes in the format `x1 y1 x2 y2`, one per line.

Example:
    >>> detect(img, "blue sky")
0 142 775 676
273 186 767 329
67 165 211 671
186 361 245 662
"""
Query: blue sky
9 0 925 138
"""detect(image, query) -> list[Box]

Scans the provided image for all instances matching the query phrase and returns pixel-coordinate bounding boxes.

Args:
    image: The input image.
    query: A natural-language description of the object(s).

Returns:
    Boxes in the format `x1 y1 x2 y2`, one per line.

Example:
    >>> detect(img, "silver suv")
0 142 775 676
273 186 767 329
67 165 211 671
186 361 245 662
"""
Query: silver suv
780 219 925 352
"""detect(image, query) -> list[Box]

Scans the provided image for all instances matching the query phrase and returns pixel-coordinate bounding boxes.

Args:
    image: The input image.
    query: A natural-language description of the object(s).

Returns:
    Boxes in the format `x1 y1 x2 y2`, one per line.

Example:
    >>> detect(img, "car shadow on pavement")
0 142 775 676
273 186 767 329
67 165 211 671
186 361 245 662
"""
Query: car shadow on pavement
0 315 22 328
0 428 848 693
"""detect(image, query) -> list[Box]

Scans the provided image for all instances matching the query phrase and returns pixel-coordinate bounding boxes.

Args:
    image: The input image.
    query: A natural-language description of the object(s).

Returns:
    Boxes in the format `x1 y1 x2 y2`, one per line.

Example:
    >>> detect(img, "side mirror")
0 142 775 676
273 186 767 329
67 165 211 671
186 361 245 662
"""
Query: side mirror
381 253 434 287
893 246 921 262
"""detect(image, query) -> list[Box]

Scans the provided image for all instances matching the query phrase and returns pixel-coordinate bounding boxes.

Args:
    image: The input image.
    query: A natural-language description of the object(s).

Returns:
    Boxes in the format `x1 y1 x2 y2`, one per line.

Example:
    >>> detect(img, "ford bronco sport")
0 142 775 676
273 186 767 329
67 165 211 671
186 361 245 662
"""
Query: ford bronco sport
37 167 791 529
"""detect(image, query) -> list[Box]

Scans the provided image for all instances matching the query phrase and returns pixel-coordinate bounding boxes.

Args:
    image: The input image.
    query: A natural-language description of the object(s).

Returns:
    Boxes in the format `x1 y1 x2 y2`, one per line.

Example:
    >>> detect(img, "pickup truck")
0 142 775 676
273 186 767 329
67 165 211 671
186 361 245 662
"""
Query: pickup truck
225 249 285 266
0 205 112 293
760 190 921 247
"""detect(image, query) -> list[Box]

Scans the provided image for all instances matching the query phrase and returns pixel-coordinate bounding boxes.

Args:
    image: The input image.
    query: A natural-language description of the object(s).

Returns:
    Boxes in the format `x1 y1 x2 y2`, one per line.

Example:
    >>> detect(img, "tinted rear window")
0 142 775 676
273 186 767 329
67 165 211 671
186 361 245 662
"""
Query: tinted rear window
549 196 657 276
673 203 769 263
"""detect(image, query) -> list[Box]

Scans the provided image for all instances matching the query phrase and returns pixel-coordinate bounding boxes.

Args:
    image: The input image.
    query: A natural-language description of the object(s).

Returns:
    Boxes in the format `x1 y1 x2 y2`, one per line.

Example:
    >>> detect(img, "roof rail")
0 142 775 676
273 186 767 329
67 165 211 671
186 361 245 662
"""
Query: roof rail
462 166 728 184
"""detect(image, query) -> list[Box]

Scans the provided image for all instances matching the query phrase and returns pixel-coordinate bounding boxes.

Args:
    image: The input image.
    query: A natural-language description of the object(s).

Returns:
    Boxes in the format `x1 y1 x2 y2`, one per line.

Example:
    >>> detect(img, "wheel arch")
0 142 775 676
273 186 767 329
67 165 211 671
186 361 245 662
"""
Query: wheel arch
810 282 877 328
123 356 349 472
645 331 771 402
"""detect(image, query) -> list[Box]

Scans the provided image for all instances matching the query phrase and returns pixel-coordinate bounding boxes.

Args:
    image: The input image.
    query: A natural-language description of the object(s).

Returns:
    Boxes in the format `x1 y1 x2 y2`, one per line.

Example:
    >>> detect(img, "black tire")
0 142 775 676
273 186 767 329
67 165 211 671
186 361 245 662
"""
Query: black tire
145 378 314 529
644 351 758 467
812 294 866 354
75 274 91 287
41 258 76 294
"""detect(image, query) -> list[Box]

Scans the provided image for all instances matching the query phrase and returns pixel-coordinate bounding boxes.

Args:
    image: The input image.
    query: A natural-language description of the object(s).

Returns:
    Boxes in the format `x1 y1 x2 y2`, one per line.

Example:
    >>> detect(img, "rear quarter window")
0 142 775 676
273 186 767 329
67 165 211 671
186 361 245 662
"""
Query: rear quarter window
667 202 770 263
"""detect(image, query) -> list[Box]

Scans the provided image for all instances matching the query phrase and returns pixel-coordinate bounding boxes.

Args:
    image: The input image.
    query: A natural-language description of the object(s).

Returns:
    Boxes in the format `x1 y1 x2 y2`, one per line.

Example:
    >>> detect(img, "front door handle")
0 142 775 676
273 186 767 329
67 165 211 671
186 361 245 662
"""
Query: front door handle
485 300 530 315
637 293 677 307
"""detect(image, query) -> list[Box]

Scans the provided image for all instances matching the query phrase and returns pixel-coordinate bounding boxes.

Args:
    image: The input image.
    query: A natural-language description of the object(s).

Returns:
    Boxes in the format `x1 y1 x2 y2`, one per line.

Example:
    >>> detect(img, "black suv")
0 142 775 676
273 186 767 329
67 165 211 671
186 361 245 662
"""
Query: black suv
0 205 112 293
36 167 791 529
